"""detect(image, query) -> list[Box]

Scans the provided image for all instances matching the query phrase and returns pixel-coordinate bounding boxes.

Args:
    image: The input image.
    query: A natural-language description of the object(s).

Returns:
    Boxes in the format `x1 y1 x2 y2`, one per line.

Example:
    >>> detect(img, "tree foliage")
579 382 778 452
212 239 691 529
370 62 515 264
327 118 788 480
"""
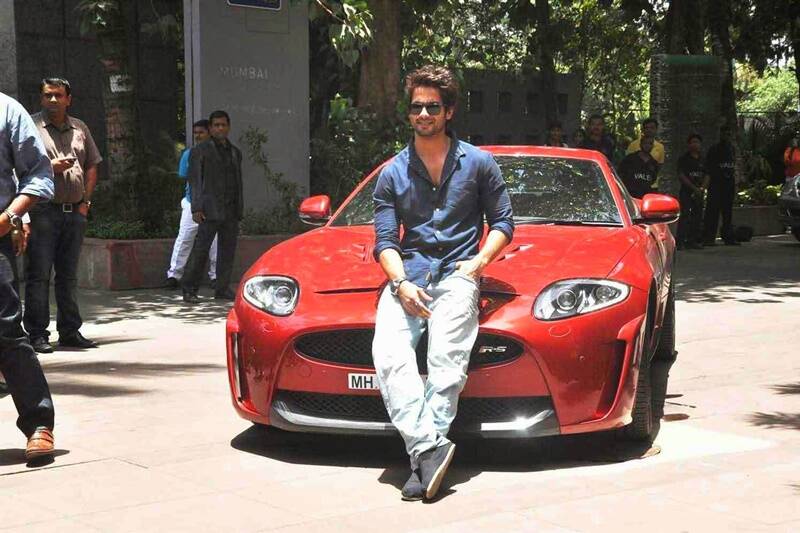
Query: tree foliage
737 64 800 113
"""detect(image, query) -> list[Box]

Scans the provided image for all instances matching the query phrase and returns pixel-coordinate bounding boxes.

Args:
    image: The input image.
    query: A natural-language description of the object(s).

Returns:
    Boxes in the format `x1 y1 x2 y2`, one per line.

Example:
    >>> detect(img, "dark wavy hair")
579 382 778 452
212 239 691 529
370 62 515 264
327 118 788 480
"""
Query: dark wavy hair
404 65 459 110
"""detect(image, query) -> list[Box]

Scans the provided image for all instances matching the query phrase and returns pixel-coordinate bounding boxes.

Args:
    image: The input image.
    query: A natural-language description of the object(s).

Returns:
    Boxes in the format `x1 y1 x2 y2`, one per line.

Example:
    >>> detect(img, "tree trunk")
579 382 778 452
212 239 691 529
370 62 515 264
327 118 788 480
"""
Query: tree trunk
535 0 558 126
94 4 139 187
665 0 705 54
664 0 686 54
685 0 706 54
708 0 737 132
357 0 401 121
86 1 139 223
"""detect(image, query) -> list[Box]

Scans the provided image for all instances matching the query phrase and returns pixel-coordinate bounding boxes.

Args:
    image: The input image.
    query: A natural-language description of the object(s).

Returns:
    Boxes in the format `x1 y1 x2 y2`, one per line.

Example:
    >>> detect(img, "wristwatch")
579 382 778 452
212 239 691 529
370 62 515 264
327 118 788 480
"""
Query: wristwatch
389 278 407 295
3 208 22 230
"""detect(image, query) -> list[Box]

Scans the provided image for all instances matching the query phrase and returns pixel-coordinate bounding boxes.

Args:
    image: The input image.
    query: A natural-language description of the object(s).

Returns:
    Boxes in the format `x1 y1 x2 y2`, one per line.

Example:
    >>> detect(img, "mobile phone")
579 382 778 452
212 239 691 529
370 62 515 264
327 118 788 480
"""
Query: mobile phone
63 156 77 165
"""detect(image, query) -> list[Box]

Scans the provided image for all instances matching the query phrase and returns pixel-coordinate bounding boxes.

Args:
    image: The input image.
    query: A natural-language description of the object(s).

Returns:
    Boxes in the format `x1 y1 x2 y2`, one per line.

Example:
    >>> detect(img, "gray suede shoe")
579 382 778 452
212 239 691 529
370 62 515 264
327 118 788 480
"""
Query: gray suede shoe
418 442 455 500
401 469 424 501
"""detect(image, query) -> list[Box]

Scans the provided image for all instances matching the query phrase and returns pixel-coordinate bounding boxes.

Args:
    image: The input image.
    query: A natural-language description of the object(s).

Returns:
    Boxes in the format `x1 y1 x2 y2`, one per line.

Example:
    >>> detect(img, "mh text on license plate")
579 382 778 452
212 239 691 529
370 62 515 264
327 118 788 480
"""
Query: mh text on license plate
348 373 379 390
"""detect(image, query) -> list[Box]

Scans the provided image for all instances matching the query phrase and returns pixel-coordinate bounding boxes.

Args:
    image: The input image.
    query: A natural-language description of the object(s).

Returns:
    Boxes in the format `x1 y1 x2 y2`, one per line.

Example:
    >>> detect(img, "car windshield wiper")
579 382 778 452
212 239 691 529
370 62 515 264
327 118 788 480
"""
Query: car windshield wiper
515 218 622 227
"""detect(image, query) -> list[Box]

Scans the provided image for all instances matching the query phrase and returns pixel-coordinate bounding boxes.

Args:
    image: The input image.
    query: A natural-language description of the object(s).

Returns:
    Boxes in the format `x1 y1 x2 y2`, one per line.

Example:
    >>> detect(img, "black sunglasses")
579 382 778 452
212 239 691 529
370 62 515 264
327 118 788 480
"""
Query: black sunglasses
409 102 444 116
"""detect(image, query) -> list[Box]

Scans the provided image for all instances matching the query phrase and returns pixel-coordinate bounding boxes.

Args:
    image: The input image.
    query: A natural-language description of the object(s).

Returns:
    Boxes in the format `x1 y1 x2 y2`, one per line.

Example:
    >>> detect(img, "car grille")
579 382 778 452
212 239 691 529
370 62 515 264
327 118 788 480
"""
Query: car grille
294 330 523 372
274 390 552 426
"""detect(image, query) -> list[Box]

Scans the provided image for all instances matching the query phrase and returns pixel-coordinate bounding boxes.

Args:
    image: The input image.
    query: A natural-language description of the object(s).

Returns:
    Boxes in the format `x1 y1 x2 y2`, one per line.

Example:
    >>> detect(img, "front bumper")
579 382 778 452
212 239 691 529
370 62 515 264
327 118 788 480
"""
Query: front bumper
269 391 560 438
226 286 649 438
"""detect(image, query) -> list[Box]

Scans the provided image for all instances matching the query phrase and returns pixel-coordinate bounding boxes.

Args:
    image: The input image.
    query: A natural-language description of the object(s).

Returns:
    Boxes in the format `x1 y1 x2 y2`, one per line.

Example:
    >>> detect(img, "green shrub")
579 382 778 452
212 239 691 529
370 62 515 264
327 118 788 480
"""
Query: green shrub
87 131 184 239
736 180 781 206
310 95 407 209
239 126 305 234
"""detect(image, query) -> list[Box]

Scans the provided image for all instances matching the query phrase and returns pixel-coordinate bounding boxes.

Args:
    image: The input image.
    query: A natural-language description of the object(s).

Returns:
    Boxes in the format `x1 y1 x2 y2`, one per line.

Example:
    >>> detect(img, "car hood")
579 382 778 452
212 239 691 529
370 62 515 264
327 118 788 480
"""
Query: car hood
246 225 639 295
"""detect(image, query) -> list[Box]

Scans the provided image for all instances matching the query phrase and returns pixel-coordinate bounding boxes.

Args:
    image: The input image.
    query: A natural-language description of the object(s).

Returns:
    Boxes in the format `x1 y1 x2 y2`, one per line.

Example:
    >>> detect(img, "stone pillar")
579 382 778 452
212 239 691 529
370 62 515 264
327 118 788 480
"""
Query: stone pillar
650 55 722 197
0 1 18 97
184 0 309 213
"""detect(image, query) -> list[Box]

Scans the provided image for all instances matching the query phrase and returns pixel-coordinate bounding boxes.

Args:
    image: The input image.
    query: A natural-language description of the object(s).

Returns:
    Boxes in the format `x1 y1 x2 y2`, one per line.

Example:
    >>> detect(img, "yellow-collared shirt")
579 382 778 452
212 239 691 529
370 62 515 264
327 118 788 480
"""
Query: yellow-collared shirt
626 137 665 164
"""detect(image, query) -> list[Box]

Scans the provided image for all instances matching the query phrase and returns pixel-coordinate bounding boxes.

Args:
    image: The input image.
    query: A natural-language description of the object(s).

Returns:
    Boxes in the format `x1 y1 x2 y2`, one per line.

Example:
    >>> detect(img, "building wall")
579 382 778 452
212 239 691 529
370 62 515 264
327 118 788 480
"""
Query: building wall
0 1 18 97
450 69 582 146
185 0 310 213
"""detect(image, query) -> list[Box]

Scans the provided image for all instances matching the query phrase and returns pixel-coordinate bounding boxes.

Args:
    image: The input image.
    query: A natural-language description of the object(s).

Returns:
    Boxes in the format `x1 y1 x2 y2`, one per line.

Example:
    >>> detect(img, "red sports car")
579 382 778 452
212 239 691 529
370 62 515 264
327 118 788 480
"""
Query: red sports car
226 147 679 442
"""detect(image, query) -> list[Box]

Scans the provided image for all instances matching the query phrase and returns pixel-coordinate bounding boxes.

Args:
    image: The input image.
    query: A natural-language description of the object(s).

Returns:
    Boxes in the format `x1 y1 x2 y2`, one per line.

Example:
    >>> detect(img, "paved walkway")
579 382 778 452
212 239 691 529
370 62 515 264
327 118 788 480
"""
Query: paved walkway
1 235 799 532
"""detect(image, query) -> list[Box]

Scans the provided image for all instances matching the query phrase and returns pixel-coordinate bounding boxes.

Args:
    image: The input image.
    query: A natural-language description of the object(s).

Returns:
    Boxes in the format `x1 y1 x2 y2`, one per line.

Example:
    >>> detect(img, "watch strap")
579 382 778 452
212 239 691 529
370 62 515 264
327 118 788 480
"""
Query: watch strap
3 208 22 230
390 277 407 295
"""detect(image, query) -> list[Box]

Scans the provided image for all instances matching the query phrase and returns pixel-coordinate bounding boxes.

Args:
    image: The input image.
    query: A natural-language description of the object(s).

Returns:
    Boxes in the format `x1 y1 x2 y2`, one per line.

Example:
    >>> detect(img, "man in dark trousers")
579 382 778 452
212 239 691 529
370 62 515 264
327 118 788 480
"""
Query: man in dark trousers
618 136 659 199
1 91 57 460
25 78 103 353
677 133 709 249
372 65 513 501
703 125 739 246
182 110 243 303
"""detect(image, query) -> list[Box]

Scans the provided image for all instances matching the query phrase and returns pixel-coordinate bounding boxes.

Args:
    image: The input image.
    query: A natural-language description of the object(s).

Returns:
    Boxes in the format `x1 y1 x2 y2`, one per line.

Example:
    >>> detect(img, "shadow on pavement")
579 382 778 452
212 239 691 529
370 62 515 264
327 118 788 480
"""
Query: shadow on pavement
56 335 145 348
41 361 223 398
80 290 233 325
674 236 800 304
748 380 800 431
0 448 69 468
231 357 675 496
772 382 800 395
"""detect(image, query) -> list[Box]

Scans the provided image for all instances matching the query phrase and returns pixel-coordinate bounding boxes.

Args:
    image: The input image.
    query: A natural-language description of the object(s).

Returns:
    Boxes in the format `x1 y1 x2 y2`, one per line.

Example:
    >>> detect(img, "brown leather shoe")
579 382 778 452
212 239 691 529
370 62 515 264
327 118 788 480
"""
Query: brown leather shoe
25 427 55 460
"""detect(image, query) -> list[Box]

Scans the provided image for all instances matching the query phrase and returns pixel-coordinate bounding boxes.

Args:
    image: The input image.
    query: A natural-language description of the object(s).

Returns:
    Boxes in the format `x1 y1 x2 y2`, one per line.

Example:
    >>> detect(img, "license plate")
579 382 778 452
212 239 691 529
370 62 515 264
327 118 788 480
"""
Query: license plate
348 373 379 390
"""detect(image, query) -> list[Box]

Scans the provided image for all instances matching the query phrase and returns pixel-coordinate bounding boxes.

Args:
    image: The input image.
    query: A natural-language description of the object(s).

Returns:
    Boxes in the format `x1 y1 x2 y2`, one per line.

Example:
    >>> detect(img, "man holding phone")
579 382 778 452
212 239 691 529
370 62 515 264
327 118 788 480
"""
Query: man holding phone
25 78 103 353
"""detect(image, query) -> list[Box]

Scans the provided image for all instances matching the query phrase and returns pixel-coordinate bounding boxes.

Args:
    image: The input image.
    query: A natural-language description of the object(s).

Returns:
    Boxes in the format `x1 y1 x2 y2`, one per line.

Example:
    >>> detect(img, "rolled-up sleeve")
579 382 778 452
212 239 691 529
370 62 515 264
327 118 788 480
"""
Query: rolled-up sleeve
480 152 514 241
372 166 401 261
11 103 54 200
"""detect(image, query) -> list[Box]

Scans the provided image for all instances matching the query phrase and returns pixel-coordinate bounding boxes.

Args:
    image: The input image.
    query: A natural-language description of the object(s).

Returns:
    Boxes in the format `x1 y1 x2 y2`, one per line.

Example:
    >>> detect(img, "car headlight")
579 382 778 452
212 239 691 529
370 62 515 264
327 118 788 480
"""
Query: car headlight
242 276 299 316
781 175 800 198
534 279 629 320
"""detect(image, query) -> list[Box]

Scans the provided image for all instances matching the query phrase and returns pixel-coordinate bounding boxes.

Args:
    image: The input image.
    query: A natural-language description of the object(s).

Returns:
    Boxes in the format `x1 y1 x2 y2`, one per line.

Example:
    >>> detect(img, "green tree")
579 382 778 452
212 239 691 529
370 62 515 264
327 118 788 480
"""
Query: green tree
76 0 139 188
736 64 800 113
733 0 800 105
77 0 184 235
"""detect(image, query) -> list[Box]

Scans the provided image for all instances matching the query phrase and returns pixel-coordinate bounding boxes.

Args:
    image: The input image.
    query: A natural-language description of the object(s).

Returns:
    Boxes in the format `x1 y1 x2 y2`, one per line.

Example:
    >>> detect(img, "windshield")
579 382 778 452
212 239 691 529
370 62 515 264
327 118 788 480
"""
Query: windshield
330 154 622 227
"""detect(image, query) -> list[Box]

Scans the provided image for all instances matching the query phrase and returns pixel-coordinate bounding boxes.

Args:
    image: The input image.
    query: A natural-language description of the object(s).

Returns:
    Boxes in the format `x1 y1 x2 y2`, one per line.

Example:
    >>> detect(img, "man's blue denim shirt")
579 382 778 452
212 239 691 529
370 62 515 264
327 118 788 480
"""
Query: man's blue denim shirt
373 135 514 287
0 93 54 210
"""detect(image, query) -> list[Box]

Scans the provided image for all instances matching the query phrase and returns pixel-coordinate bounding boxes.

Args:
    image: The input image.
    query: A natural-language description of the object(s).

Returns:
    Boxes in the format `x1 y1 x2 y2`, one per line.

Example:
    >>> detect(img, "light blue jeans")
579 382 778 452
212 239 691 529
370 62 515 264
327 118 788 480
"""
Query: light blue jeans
372 271 480 468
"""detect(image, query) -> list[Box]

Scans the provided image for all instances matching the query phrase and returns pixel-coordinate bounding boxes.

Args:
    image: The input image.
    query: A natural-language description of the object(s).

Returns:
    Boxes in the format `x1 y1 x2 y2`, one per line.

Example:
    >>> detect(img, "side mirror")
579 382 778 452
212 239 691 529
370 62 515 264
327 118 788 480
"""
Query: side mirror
298 195 331 226
635 193 680 225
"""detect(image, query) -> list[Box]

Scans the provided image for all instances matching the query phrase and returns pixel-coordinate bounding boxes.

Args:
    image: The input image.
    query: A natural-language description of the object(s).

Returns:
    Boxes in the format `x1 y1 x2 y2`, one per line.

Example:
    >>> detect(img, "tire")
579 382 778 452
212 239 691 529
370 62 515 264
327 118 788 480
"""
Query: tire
619 346 655 442
618 289 658 442
654 283 676 362
792 226 800 242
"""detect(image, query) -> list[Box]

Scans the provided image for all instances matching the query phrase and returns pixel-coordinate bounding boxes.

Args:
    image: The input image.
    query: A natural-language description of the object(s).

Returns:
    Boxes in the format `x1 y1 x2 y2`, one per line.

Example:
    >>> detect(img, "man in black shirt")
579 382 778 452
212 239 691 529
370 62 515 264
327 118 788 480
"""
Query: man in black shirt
677 133 709 249
618 136 659 198
580 114 615 162
182 110 244 302
703 125 739 246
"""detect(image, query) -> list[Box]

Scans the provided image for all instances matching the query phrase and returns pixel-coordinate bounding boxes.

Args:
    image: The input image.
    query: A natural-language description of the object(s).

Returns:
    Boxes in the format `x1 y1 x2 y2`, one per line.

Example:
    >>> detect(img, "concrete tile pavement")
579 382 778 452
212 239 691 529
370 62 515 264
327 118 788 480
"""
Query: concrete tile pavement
1 235 799 532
